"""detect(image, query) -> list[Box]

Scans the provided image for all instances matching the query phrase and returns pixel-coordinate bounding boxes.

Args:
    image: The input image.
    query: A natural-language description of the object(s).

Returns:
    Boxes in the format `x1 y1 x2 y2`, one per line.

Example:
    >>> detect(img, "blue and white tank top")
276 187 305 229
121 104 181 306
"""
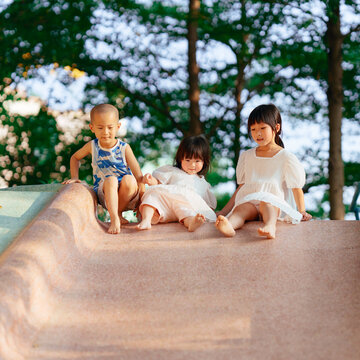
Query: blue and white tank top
91 138 132 193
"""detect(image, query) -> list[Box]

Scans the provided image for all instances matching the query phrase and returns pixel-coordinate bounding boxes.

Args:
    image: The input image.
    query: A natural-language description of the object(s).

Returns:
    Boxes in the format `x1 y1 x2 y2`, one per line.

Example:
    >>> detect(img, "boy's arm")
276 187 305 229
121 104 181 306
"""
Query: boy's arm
125 145 145 195
216 184 243 216
62 142 92 184
292 188 312 221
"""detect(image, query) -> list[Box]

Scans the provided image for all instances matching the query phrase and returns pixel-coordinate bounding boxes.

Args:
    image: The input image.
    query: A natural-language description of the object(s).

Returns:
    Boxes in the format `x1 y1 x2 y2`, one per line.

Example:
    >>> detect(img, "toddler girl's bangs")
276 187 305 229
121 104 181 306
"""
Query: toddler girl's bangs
183 146 204 160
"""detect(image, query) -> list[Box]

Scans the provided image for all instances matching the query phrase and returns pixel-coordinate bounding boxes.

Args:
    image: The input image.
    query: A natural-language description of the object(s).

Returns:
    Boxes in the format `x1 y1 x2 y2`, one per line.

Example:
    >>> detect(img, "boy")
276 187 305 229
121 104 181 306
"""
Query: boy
63 104 144 234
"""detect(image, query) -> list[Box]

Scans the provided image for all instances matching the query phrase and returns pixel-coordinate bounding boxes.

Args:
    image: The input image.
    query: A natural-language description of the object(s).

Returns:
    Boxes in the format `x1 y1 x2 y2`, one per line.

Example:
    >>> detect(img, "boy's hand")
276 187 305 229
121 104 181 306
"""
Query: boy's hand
301 211 312 221
62 179 82 185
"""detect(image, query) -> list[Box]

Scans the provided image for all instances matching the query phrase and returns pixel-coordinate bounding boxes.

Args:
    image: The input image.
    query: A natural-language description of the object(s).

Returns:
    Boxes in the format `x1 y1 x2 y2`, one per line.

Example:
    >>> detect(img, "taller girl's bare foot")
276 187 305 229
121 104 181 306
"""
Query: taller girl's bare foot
187 214 206 232
136 219 152 230
108 217 121 234
215 215 235 237
258 224 276 239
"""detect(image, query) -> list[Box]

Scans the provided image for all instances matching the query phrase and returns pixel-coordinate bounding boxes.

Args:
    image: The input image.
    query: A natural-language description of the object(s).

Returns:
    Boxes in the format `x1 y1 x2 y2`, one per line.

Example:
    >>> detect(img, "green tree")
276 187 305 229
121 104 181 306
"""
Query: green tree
0 87 62 186
277 0 360 218
0 0 96 81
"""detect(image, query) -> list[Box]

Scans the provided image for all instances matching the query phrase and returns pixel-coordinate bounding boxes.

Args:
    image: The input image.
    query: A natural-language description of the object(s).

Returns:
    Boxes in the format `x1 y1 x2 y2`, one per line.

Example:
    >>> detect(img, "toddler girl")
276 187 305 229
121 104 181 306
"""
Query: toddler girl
136 135 217 231
216 104 312 239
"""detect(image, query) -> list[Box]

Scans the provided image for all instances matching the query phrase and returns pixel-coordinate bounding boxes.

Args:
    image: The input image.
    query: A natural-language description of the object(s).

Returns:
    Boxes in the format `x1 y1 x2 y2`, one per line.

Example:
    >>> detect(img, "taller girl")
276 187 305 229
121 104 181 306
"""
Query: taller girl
216 104 312 239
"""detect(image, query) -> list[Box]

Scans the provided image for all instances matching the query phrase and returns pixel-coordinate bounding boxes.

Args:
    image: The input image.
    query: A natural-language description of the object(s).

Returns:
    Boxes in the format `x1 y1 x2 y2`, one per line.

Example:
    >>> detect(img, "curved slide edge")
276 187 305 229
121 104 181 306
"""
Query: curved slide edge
0 183 98 360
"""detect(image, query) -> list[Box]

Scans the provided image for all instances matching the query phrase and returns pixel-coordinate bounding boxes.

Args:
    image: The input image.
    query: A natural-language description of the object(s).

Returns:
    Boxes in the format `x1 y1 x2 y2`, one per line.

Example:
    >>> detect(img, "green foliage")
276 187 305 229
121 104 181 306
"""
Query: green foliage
0 89 62 185
0 0 96 81
0 86 94 187
0 0 359 219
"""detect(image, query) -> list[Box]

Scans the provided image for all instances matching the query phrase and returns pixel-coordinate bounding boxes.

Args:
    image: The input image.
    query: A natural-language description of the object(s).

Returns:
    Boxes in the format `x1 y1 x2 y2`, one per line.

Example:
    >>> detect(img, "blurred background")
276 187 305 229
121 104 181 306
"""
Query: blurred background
0 0 359 219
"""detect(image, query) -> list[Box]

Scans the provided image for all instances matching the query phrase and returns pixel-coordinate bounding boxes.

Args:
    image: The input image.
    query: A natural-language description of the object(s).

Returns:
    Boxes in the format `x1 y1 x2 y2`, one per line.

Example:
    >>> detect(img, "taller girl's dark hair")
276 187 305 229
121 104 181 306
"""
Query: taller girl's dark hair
174 134 211 176
247 104 284 148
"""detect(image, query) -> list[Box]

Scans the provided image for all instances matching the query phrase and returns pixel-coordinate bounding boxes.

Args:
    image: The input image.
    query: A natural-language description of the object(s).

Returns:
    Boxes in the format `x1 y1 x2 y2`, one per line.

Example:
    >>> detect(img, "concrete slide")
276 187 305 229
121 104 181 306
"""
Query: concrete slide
0 183 359 359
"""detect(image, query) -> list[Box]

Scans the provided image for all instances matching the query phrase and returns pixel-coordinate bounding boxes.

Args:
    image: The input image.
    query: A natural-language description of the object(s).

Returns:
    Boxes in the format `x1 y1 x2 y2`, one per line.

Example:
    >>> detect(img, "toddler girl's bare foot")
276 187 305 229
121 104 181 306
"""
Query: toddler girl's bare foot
215 215 235 237
108 217 121 234
136 219 152 230
258 225 276 239
187 214 206 232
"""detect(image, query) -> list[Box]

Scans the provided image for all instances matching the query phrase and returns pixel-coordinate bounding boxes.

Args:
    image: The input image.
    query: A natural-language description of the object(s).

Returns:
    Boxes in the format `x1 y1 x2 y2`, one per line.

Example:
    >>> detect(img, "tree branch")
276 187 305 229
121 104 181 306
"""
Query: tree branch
343 23 360 38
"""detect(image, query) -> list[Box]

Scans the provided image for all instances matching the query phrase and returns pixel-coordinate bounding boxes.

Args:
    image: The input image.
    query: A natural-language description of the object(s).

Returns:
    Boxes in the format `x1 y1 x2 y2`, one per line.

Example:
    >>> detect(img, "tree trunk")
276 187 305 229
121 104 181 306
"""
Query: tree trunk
234 63 245 171
187 0 202 136
326 2 345 219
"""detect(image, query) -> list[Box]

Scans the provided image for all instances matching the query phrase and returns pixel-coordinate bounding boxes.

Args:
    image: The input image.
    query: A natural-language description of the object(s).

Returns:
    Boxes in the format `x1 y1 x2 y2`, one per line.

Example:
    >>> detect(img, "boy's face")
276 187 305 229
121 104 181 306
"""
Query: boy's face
89 111 120 148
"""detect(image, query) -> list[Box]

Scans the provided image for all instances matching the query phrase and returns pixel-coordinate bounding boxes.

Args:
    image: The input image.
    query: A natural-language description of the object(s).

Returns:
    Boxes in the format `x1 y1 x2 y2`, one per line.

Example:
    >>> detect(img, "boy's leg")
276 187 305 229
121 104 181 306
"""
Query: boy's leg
136 205 157 230
215 202 258 237
257 202 279 239
183 214 206 232
118 175 138 221
103 176 121 234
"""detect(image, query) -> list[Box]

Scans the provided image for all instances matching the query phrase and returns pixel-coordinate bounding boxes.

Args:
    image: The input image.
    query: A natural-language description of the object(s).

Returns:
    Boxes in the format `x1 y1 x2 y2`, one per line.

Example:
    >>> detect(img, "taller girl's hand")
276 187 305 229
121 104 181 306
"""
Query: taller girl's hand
301 211 312 221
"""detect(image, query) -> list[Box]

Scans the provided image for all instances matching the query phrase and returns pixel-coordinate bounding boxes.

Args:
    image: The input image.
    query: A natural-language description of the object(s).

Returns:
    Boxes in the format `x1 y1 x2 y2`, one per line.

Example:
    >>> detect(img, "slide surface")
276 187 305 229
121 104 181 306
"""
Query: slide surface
0 183 359 359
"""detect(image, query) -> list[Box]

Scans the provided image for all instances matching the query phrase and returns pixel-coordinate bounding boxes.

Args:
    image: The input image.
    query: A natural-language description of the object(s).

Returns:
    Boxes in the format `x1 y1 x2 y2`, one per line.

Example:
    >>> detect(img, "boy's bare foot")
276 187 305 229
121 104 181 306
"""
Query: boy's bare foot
187 214 206 232
136 219 152 230
215 215 235 237
258 225 276 239
108 217 121 234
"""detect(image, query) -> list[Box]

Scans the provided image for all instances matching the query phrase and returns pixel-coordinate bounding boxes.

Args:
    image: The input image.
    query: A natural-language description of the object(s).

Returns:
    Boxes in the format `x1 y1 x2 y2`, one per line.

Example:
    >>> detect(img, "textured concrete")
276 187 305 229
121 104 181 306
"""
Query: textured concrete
0 183 359 360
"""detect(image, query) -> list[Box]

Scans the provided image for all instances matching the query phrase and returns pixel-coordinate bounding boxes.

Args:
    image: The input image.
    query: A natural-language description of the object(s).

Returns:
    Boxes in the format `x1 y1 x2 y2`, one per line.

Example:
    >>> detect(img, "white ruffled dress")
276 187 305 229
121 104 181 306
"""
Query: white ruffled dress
140 165 217 223
230 148 306 224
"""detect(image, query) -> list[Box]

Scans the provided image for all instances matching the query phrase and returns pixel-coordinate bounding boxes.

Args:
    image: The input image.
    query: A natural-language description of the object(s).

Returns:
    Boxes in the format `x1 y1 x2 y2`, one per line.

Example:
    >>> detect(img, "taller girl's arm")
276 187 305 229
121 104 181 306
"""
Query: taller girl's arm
292 188 312 221
62 142 92 184
216 184 243 216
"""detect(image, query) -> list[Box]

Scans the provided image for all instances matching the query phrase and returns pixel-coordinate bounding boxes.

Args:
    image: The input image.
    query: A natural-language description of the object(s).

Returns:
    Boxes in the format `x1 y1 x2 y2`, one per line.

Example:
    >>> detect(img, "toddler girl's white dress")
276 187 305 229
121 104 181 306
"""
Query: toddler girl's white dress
231 148 306 224
140 165 217 224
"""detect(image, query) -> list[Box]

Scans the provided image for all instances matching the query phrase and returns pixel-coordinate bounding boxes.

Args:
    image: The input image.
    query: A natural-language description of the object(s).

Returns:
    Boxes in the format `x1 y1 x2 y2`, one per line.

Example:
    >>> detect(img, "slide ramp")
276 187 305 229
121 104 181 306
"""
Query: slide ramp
0 183 359 359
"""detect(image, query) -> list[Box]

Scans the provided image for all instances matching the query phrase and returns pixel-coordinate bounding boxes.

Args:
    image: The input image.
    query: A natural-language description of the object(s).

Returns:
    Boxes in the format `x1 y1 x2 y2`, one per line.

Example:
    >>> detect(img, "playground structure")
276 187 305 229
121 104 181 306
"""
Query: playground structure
0 183 359 360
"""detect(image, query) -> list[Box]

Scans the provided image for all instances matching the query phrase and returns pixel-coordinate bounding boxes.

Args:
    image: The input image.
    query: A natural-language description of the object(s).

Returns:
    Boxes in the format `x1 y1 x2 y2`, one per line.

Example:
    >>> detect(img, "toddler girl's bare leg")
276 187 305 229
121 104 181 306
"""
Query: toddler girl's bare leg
258 202 279 239
183 214 206 232
118 175 138 223
103 176 121 234
215 203 258 237
136 205 156 230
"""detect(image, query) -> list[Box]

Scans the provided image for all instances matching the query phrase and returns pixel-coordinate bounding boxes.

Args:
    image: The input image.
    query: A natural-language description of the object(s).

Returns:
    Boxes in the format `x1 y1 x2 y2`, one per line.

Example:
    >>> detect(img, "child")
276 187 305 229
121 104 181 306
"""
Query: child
62 104 144 234
215 104 312 239
136 135 217 232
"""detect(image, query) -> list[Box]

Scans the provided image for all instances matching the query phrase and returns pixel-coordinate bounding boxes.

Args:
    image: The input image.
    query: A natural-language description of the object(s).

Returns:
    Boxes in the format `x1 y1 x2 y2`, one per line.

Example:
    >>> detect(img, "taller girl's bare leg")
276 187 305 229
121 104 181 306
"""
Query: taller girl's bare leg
215 202 258 237
258 202 280 239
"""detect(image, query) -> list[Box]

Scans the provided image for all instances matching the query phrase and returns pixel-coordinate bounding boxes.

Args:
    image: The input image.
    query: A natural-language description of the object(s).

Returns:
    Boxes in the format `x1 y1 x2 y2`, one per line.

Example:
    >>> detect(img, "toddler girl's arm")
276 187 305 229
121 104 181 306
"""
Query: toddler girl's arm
292 188 312 221
62 142 91 184
143 173 159 186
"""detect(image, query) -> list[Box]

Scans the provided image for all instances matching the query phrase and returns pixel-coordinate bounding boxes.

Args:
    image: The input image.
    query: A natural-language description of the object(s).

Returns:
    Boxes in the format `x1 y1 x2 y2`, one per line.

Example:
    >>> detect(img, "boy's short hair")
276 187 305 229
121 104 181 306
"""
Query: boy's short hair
90 104 119 123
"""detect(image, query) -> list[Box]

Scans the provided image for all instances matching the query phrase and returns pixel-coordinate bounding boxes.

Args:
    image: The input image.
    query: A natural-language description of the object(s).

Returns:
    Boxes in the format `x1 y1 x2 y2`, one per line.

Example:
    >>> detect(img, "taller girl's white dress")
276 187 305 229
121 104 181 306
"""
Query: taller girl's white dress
231 148 306 224
140 165 217 224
